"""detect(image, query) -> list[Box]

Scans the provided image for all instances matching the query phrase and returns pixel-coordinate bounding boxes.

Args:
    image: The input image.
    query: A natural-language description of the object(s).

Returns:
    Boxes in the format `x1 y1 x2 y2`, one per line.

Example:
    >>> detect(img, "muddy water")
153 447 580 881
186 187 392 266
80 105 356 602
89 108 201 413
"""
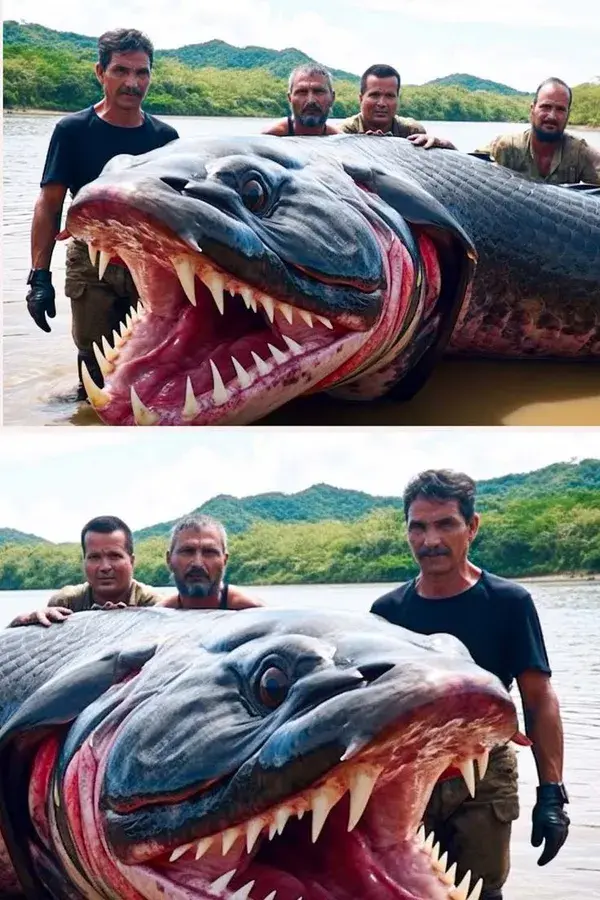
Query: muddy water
3 114 599 426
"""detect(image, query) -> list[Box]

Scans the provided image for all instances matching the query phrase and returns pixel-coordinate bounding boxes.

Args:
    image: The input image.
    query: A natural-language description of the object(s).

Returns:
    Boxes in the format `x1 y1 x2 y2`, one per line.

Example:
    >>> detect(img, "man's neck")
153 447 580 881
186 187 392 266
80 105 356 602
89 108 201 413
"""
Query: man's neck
293 118 326 136
91 584 132 606
415 561 481 599
530 130 563 158
177 590 220 610
94 99 145 128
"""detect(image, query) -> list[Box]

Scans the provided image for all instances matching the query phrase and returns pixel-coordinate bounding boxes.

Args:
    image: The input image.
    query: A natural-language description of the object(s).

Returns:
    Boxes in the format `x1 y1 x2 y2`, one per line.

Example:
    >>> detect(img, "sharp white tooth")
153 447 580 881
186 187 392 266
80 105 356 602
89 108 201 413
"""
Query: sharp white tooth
459 759 476 798
240 286 258 312
251 351 271 377
246 818 263 853
449 870 472 900
423 831 435 853
172 256 197 306
315 315 333 329
277 301 294 324
92 341 114 378
231 356 253 389
281 334 303 355
130 386 159 426
263 893 277 900
98 250 111 280
102 335 118 363
169 843 192 862
275 806 292 835
195 836 213 860
466 877 483 900
296 808 305 820
311 788 339 843
209 869 237 893
347 766 382 832
260 295 275 323
298 309 313 327
267 343 287 365
129 304 139 323
119 319 131 338
221 826 241 855
80 362 110 409
112 328 125 349
230 881 255 900
125 312 133 330
268 821 278 841
476 749 489 781
434 850 448 873
430 842 440 865
204 271 225 315
88 243 98 266
209 359 229 406
182 376 200 421
441 863 457 886
416 825 426 845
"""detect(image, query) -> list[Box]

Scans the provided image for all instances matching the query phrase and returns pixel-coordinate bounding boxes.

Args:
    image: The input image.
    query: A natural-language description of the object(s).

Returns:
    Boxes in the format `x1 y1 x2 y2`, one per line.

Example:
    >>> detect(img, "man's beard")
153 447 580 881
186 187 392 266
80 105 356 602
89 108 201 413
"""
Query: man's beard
532 124 564 143
296 108 328 128
175 572 220 599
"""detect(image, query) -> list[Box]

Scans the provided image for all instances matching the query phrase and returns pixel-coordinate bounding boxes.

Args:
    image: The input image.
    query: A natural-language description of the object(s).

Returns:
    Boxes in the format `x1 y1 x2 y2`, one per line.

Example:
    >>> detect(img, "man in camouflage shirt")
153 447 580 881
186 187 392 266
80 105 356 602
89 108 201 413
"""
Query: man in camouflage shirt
8 515 163 627
340 64 456 150
482 77 600 184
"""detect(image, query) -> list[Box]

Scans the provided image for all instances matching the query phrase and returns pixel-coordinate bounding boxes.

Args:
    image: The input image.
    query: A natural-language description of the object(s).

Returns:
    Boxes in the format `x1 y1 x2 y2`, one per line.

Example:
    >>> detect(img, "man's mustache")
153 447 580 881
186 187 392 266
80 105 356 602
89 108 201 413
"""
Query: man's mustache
119 89 143 96
417 548 450 558
184 566 210 579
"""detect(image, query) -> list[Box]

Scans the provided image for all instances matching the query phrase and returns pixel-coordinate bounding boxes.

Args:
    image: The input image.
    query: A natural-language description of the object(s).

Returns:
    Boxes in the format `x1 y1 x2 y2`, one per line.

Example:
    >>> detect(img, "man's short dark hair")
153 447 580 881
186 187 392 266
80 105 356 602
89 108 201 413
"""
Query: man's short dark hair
81 516 134 556
360 64 401 95
533 77 572 109
403 469 477 523
98 29 154 70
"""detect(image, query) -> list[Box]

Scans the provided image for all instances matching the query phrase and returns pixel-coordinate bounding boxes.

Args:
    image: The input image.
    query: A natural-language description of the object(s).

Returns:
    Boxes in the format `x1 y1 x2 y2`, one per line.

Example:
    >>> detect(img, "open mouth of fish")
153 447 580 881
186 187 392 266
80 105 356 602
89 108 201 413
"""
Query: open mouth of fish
66 179 427 426
33 677 515 899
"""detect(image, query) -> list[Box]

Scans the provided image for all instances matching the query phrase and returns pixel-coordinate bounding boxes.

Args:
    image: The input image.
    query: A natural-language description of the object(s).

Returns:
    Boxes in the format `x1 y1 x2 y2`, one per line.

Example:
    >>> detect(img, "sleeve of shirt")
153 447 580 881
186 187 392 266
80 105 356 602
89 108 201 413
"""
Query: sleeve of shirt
507 589 552 679
40 120 73 189
406 119 426 135
581 144 600 185
339 117 359 134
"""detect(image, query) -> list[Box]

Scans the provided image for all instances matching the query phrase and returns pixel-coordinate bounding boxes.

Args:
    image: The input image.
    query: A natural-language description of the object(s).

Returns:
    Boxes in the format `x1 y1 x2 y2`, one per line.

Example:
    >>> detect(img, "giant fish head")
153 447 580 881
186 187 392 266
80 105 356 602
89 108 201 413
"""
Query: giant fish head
65 136 476 425
0 607 518 899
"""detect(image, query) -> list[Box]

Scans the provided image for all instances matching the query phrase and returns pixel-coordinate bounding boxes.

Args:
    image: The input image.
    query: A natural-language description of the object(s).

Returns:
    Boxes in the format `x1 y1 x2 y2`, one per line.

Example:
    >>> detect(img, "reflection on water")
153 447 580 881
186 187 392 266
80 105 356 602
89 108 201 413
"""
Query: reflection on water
0 579 599 898
3 114 600 426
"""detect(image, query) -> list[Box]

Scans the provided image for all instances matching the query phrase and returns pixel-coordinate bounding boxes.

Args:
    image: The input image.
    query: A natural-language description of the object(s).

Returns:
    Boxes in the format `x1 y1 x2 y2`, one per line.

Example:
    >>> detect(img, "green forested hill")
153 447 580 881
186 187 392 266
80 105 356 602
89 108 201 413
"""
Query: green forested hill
425 73 528 96
1 461 599 588
0 528 49 547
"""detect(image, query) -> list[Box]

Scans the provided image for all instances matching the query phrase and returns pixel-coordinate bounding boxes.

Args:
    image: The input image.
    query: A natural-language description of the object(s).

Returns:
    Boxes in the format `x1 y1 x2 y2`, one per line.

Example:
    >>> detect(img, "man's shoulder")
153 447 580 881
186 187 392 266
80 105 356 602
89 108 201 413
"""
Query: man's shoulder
339 114 361 133
481 570 532 601
262 118 289 136
490 129 529 153
52 107 95 135
371 581 412 612
130 579 164 606
48 583 90 607
395 116 425 134
562 130 593 155
226 585 264 608
143 112 179 140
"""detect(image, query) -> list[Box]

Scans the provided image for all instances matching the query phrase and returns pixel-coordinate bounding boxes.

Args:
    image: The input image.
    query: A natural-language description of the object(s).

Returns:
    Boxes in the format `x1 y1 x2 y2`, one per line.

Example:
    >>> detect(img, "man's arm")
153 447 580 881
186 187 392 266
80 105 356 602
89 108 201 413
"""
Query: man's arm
227 586 265 609
31 183 68 269
581 144 600 185
261 119 289 136
517 669 563 783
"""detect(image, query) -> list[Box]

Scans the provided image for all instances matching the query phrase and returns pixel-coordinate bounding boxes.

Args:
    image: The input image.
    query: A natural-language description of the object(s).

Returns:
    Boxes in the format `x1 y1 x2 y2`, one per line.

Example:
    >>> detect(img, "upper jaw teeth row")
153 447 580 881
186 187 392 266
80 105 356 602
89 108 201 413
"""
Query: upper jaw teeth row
88 243 333 329
168 763 383 890
418 826 483 900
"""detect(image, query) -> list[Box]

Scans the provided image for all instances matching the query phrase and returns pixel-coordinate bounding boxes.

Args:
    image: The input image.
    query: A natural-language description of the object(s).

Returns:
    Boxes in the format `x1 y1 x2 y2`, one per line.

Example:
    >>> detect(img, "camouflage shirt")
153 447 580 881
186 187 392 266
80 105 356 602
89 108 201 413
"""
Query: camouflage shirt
339 113 426 138
48 579 162 611
486 128 600 185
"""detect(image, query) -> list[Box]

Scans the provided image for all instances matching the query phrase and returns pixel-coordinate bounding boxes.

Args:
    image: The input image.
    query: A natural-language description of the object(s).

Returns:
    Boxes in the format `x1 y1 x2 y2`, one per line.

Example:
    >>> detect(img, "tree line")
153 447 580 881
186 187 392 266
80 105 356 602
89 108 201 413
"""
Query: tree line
1 489 598 592
3 45 535 122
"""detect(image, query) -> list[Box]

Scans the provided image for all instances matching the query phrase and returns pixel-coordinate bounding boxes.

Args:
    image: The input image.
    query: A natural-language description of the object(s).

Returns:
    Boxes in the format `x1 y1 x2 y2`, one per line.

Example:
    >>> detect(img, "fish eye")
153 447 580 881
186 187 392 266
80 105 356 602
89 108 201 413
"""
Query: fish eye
258 666 290 708
241 179 266 212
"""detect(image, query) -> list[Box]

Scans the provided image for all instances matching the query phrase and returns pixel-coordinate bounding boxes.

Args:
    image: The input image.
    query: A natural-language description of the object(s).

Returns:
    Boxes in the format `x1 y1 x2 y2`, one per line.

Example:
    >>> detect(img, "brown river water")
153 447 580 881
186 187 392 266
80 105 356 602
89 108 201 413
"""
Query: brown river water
3 115 600 426
1 579 599 899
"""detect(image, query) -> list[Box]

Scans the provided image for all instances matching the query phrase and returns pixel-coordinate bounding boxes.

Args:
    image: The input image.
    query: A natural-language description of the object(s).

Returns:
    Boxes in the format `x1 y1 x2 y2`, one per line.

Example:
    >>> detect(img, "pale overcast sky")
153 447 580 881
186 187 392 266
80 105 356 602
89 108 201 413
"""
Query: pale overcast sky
5 0 598 91
0 428 597 543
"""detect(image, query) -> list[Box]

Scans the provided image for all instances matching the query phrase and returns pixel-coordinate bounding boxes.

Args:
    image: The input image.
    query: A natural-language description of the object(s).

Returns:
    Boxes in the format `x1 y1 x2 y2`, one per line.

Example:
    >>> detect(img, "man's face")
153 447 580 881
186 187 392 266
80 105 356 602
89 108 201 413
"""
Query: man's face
83 530 134 602
530 83 570 143
95 50 152 111
406 497 479 576
167 527 228 600
360 75 399 131
288 74 334 127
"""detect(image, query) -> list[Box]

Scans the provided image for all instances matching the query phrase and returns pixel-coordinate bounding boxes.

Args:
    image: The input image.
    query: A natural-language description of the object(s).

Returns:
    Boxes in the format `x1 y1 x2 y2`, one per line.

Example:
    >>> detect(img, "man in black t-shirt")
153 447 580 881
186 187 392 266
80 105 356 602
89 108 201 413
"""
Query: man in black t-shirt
371 469 569 900
26 28 179 397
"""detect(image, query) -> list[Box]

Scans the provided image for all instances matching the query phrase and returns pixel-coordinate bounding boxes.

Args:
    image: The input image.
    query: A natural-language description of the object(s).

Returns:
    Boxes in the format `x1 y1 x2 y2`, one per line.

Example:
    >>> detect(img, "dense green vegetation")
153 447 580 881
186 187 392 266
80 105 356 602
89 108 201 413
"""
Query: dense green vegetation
1 462 598 590
424 73 528 97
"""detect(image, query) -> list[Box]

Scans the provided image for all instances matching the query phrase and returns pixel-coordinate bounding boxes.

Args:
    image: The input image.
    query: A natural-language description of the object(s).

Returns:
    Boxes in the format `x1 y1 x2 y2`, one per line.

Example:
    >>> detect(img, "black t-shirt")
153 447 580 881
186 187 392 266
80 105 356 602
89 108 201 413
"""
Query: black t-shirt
41 105 180 197
371 570 551 691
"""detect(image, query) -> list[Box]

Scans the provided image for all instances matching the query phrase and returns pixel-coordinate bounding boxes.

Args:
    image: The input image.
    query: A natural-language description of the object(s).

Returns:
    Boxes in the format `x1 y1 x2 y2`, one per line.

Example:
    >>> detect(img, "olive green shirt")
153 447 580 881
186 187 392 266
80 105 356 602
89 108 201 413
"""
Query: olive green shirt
484 128 600 185
339 113 426 138
48 579 162 611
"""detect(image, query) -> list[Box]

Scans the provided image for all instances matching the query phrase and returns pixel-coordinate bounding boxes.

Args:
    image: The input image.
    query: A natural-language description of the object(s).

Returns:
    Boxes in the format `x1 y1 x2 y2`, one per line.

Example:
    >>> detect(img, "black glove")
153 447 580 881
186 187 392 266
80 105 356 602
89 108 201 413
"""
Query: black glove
531 783 570 866
26 268 56 333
